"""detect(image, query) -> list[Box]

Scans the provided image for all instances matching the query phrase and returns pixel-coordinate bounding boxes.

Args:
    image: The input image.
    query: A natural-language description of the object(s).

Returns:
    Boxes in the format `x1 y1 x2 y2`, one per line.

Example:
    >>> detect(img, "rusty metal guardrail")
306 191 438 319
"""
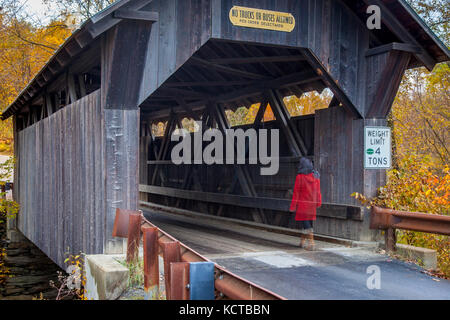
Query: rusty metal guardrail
370 206 450 251
112 208 286 300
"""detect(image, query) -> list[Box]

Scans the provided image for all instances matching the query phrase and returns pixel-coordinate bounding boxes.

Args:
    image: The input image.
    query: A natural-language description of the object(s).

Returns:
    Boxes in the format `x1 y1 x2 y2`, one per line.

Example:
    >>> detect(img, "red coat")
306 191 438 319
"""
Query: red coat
290 173 322 221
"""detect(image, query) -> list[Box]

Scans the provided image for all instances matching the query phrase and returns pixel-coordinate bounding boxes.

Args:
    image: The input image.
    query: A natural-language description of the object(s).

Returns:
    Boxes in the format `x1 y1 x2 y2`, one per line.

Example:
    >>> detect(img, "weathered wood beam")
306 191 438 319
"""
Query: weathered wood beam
113 9 158 22
65 38 83 57
328 96 340 108
365 42 421 57
67 73 78 103
209 102 266 223
265 90 305 156
176 97 197 120
157 87 212 99
238 44 284 77
142 70 321 119
139 185 362 220
208 55 306 65
275 89 308 155
215 70 319 103
216 42 269 77
45 93 53 116
253 100 268 128
36 75 45 87
300 48 362 119
47 60 61 75
147 129 167 185
362 0 436 71
190 57 270 80
87 0 154 38
366 51 411 118
151 117 176 185
55 48 71 67
42 69 52 82
78 74 87 97
166 80 254 87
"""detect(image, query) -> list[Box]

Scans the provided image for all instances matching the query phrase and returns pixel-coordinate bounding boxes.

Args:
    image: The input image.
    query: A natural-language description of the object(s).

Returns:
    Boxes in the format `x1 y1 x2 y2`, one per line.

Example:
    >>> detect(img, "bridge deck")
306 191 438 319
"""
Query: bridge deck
143 210 450 300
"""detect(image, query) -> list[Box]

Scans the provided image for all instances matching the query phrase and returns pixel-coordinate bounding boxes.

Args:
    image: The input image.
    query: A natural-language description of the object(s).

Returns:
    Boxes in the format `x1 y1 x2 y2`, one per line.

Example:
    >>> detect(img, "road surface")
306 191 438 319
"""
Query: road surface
143 210 450 300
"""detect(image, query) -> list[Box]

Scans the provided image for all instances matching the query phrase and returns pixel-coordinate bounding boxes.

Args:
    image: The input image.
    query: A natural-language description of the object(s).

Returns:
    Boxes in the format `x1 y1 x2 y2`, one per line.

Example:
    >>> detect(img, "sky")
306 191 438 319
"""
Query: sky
18 0 59 23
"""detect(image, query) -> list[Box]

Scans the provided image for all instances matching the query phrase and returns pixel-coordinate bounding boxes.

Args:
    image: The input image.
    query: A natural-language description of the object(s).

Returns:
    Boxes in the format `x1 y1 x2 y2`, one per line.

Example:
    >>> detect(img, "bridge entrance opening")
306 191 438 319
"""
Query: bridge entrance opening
138 39 360 236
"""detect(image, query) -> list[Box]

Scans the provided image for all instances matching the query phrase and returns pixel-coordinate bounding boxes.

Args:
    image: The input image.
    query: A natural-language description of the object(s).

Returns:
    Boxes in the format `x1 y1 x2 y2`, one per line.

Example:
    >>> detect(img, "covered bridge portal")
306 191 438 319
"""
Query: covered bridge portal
2 0 449 268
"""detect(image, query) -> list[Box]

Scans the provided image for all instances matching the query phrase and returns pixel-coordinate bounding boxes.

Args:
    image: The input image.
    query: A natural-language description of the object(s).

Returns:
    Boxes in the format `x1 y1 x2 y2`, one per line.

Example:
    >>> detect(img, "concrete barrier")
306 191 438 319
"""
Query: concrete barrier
84 255 129 300
396 243 437 270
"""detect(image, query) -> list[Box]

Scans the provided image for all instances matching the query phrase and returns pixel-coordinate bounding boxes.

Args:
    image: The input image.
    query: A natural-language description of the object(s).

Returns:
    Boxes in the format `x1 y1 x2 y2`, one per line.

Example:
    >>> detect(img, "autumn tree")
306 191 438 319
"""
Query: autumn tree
0 1 72 153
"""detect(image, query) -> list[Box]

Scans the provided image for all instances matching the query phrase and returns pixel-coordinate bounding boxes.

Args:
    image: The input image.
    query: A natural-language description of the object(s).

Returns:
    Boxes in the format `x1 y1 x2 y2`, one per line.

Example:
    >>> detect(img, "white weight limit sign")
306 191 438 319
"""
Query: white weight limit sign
364 126 391 169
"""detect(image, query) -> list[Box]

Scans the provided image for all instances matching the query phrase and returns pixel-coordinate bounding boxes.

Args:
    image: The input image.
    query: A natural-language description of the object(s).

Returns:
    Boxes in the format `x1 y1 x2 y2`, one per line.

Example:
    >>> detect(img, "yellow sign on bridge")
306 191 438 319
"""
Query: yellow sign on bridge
229 6 296 32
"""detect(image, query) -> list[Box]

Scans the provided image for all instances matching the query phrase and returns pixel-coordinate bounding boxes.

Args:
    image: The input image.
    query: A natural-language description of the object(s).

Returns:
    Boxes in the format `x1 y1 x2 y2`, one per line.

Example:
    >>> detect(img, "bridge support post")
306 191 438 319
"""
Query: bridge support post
314 108 386 241
101 20 153 254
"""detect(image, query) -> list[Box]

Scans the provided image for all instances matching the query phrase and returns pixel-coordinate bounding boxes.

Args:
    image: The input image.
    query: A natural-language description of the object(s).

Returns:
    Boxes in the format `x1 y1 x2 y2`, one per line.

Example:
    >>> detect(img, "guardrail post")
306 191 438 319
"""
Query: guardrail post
127 213 142 263
189 262 215 300
112 208 131 238
143 226 159 300
385 227 396 252
162 241 181 300
170 262 190 300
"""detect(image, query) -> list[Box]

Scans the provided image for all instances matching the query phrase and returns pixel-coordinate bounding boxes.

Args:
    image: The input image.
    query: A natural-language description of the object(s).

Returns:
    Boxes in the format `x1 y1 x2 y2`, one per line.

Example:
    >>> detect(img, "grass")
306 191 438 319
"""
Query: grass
118 258 144 288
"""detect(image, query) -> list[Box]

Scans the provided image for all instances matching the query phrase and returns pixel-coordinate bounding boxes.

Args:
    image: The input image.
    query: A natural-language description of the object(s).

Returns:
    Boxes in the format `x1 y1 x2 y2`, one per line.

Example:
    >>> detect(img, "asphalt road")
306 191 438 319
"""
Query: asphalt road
144 210 450 300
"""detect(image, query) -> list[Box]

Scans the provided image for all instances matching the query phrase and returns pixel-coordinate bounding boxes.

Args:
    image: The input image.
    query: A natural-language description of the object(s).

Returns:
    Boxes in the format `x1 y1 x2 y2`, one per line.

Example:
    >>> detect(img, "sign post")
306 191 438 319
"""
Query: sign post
364 126 391 169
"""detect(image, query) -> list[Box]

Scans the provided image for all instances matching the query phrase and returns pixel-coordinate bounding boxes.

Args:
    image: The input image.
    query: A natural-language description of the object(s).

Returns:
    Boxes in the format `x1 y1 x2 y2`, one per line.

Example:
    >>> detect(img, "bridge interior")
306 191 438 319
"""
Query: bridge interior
140 40 329 115
138 39 359 235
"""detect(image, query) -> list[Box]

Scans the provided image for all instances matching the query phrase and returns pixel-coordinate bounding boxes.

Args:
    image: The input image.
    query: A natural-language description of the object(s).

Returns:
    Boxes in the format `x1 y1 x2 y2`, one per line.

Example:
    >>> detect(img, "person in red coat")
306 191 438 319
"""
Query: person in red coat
290 157 322 250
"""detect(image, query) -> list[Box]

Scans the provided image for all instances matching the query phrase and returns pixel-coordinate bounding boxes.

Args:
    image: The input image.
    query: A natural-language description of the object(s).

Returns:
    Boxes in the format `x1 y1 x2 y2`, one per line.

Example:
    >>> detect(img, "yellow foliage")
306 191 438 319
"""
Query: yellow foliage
353 155 449 276
0 13 71 154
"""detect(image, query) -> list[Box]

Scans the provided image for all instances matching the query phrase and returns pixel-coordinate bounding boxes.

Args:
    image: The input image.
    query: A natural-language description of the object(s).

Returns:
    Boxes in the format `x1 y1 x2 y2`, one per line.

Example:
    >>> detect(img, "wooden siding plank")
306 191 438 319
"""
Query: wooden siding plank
15 90 103 267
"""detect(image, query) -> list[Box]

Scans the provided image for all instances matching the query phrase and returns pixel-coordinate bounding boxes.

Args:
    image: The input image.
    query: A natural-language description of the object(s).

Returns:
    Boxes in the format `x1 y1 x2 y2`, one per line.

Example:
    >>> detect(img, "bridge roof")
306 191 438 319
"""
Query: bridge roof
2 0 449 120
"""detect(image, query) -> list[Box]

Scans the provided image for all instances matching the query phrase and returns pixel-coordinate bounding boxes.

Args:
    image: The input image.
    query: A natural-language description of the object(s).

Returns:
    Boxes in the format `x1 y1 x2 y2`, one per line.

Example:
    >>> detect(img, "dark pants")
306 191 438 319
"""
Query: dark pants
299 220 313 229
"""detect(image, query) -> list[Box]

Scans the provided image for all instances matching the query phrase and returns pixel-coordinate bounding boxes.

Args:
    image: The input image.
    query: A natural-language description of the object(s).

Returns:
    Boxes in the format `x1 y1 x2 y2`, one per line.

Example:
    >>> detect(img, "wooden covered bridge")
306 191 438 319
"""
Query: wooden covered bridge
2 0 449 268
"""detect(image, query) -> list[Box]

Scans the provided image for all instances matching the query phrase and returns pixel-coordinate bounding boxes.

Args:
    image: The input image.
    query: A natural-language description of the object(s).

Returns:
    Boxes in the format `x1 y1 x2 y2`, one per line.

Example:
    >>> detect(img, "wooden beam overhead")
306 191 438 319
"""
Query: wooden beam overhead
365 42 421 57
328 96 340 108
78 74 87 97
67 73 78 103
300 48 362 119
166 80 254 87
113 9 158 22
64 39 83 57
366 51 411 118
55 48 71 67
207 55 306 65
190 57 270 80
87 0 154 38
157 87 211 99
36 75 45 87
176 97 197 120
215 69 319 103
47 60 61 74
73 29 93 49
41 69 52 82
362 0 436 71
143 70 322 119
